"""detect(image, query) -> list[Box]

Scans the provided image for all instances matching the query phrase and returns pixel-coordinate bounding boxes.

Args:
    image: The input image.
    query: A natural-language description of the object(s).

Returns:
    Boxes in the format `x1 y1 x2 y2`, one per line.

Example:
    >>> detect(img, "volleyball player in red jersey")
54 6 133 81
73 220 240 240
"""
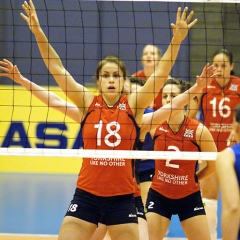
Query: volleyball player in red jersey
132 45 164 215
190 49 240 240
132 44 165 111
140 75 217 240
0 60 148 240
0 60 216 240
20 1 197 239
132 44 162 82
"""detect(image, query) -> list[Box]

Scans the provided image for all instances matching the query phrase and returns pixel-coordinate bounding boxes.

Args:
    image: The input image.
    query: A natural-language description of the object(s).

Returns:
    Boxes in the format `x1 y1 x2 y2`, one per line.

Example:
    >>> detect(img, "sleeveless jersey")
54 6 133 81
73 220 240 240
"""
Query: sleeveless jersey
151 117 201 199
77 95 140 197
201 76 240 151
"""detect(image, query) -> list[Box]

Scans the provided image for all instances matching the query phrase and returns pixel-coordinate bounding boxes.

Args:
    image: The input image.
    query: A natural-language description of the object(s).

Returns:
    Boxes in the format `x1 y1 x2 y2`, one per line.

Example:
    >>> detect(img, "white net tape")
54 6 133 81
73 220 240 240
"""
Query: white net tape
0 148 218 160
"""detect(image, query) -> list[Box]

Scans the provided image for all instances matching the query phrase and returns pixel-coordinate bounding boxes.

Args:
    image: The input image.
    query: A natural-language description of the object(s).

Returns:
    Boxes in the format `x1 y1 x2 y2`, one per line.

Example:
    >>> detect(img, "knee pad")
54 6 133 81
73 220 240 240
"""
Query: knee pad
202 198 218 240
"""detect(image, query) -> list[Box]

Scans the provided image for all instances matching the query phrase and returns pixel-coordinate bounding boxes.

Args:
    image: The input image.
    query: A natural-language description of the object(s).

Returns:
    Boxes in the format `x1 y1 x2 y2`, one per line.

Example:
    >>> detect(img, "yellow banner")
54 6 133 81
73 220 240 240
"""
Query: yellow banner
0 85 98 173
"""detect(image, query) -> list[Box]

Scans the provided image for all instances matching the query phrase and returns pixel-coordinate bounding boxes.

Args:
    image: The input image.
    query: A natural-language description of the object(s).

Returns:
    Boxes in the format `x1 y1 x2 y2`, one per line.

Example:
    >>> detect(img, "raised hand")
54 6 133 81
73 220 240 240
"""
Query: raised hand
227 130 237 147
171 7 198 42
20 0 40 34
196 64 217 89
0 59 23 84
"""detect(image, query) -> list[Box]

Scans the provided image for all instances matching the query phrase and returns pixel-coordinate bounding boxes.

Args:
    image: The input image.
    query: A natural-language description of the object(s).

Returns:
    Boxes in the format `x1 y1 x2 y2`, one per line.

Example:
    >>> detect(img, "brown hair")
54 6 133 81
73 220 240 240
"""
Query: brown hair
95 55 128 80
163 78 198 102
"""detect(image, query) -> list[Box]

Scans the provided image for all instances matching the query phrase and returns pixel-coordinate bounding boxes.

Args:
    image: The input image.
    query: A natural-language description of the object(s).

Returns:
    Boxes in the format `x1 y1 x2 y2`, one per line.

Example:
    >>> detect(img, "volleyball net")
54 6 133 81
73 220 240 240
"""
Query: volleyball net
0 0 239 169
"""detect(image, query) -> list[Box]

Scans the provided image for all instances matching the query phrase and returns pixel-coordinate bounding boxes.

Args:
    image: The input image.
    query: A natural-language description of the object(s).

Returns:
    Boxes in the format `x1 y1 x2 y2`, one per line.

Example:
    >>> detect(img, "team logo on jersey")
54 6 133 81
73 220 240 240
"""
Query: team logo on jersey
95 103 102 107
183 128 194 138
159 127 169 132
117 102 126 110
229 83 238 91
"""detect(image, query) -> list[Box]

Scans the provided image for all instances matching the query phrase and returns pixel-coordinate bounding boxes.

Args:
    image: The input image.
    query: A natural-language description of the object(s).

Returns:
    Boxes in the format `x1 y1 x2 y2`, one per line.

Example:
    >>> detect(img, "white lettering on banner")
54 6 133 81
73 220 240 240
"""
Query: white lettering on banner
156 170 188 185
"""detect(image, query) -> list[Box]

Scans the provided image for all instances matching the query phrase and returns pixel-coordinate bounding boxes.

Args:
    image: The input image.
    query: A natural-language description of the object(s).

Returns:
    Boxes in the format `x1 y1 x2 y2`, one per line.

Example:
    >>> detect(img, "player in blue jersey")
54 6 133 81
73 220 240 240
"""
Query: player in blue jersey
216 103 240 240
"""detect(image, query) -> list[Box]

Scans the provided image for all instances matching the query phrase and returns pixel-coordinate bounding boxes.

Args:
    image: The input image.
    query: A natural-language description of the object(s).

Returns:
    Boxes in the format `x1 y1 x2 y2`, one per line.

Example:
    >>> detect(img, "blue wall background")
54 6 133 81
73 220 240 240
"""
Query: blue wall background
0 0 191 86
1 1 240 84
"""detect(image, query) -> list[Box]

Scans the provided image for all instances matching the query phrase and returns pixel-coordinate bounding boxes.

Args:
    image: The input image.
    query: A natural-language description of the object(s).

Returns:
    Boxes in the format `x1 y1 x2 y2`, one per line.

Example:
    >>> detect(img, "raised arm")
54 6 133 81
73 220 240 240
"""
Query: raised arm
20 0 94 109
129 7 198 115
140 64 216 138
0 59 80 123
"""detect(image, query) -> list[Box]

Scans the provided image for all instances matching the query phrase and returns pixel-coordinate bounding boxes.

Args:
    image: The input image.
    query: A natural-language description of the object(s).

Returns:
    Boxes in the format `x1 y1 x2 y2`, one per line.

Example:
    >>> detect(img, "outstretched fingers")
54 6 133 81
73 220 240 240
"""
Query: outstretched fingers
22 1 31 16
0 63 10 78
176 7 181 22
201 63 212 77
188 17 198 29
185 10 193 23
183 8 197 29
0 66 10 74
0 60 21 82
21 0 36 20
180 7 188 21
206 64 217 78
197 64 216 88
21 0 40 33
0 59 12 71
176 7 197 29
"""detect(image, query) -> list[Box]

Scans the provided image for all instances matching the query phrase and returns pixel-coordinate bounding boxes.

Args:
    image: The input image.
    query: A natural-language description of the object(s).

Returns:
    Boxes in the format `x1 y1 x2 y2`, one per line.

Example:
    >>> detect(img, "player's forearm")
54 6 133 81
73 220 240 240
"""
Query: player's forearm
19 76 56 106
162 36 182 66
153 37 182 87
170 83 201 112
33 28 64 74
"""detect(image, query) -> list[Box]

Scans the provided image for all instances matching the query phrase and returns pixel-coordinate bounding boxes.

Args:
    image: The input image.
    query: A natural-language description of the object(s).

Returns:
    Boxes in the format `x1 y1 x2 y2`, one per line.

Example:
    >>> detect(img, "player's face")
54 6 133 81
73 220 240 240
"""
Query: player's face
97 62 125 95
142 45 160 68
212 53 234 82
162 84 180 106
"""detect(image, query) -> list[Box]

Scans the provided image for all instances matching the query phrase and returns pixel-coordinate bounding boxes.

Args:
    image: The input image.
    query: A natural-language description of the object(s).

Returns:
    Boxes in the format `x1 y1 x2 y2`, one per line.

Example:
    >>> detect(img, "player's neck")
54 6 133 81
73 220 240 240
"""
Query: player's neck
143 66 156 78
167 112 185 132
216 77 230 88
102 93 121 108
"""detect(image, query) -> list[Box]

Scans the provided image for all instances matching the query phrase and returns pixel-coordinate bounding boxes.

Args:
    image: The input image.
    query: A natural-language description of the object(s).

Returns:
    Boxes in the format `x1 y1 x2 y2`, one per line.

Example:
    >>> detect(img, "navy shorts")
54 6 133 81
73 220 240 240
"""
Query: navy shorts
146 188 205 221
134 196 146 220
65 188 138 225
139 168 154 183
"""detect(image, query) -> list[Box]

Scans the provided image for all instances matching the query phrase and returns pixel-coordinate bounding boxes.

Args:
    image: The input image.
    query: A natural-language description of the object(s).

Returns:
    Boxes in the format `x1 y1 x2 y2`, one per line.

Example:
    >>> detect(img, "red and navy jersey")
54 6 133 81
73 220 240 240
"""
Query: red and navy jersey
201 76 240 151
76 95 140 197
151 117 201 199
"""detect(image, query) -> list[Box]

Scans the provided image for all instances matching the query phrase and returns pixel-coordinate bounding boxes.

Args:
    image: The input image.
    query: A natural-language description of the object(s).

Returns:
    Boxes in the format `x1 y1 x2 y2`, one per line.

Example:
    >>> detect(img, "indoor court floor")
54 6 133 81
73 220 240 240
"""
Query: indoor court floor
0 172 222 239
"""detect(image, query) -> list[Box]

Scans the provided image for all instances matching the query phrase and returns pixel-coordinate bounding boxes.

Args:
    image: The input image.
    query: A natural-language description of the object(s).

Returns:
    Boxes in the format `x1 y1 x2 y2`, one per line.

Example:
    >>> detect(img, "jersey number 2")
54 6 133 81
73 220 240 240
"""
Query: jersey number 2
166 146 180 169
